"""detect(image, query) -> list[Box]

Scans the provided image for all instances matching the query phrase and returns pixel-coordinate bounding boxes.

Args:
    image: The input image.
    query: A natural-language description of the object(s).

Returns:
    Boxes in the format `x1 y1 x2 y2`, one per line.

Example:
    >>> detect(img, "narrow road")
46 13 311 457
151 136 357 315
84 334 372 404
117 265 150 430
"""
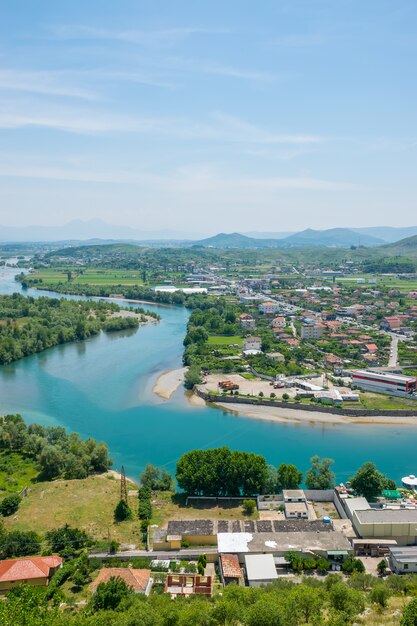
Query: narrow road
388 335 399 367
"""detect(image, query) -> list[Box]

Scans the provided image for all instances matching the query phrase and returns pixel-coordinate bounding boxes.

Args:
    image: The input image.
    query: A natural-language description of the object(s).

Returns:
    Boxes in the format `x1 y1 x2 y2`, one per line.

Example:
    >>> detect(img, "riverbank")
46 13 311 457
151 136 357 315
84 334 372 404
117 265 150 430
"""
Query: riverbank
204 398 417 426
153 367 188 399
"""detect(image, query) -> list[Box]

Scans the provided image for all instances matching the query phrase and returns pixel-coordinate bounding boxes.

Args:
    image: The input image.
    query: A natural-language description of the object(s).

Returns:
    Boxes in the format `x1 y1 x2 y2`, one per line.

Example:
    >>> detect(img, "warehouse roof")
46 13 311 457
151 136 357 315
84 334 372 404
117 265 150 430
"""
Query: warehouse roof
355 508 417 524
389 546 417 563
245 554 278 582
218 531 351 555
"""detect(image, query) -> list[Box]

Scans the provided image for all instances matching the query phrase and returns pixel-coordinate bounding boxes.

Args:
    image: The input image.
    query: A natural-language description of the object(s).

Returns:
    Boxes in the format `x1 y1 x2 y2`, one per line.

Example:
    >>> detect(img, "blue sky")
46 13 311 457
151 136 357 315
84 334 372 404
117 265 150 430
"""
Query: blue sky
0 0 416 235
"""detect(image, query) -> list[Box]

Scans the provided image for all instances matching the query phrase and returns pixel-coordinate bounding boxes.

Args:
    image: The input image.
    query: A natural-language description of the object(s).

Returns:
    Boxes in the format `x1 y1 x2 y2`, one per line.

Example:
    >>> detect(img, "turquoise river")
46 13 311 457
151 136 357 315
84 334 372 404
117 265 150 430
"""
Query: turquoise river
0 267 416 484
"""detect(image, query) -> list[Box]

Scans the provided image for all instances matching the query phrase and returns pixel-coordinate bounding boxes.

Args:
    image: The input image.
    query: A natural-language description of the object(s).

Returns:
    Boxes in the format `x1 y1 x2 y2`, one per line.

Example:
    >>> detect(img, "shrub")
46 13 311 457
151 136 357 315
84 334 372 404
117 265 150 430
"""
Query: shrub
0 494 21 517
242 499 256 515
114 499 133 522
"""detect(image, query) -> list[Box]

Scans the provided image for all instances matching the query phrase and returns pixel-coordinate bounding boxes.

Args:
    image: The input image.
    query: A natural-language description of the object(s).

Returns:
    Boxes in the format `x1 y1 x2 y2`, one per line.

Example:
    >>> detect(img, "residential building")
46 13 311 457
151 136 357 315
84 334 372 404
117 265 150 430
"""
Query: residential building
301 323 325 340
0 556 62 594
239 313 256 330
258 301 280 315
91 568 152 595
271 316 286 329
243 337 262 353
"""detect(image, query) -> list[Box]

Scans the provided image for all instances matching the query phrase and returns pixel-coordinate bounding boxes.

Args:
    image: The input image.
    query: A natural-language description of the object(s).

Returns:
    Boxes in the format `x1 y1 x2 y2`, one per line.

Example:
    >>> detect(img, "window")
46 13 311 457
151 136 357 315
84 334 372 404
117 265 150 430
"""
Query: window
404 564 409 570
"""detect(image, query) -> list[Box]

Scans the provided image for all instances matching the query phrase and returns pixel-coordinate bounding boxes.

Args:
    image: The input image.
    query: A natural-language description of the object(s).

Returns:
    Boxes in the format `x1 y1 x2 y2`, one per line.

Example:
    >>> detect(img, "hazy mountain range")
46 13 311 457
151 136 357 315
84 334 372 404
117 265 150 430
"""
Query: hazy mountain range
1 219 417 248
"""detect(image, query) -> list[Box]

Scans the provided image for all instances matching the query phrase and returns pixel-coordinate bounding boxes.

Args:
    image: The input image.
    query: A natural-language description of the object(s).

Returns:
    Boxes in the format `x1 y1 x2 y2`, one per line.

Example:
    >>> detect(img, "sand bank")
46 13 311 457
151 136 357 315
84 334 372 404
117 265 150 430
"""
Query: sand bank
205 400 417 426
153 367 188 400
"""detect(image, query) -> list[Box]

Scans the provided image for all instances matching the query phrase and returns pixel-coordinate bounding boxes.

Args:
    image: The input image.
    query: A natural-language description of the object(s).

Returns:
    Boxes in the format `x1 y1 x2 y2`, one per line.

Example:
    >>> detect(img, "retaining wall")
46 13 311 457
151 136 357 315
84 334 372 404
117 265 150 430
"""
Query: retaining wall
195 387 417 417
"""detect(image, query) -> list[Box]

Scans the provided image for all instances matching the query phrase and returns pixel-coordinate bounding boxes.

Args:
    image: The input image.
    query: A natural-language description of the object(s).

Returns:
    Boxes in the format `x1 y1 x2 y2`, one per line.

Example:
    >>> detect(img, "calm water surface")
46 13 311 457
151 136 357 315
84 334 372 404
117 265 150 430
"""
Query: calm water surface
0 267 416 483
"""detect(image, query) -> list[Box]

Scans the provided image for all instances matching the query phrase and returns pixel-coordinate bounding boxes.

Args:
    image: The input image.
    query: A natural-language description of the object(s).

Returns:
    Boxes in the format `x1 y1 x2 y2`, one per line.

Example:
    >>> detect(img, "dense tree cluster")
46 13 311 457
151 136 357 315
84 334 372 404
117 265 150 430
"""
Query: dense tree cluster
0 414 112 480
3 571 417 626
176 447 268 496
350 461 394 501
139 464 173 491
0 294 155 365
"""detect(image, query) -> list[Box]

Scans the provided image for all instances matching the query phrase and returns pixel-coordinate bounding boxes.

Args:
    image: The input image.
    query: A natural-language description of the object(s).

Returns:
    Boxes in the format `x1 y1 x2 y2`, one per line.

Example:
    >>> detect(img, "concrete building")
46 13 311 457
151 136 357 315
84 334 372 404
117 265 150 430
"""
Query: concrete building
301 323 325 340
259 301 280 315
389 546 417 573
351 370 417 395
153 520 216 550
244 554 278 587
243 336 262 353
165 574 212 597
239 314 256 330
352 509 417 545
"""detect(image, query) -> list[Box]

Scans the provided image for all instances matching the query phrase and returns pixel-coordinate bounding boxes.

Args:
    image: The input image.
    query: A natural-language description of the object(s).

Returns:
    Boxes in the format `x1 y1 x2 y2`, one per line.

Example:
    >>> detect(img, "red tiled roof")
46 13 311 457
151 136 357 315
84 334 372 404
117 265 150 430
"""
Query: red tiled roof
91 568 151 592
220 554 241 578
0 556 62 583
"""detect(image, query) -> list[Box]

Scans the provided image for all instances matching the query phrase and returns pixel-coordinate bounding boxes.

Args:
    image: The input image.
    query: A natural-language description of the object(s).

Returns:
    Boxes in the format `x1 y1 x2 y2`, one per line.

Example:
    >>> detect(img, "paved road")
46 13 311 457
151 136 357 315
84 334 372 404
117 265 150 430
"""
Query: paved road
89 548 218 560
388 335 399 367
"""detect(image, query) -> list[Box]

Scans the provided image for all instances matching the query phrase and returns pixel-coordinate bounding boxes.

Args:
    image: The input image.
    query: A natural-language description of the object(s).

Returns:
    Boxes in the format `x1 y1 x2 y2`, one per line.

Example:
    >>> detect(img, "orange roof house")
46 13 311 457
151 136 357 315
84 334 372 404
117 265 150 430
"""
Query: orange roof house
219 554 242 584
0 556 62 593
91 568 152 595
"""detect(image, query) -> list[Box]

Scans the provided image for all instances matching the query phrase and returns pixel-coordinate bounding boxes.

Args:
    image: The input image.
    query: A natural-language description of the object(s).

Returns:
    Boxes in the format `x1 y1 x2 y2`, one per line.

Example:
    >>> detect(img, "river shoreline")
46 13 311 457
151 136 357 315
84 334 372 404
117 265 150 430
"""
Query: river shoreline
153 367 188 399
190 394 417 426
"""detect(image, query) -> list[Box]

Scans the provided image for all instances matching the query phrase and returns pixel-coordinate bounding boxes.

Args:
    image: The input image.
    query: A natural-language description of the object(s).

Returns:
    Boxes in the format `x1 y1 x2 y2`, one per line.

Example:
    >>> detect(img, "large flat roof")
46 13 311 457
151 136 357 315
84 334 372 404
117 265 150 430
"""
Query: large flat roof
355 508 417 524
390 546 417 563
244 554 277 581
218 531 351 555
352 370 417 383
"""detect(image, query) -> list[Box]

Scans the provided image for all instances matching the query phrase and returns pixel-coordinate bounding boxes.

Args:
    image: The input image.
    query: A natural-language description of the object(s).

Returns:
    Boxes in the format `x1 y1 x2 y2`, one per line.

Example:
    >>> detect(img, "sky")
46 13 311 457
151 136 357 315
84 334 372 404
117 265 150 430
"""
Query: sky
0 0 416 235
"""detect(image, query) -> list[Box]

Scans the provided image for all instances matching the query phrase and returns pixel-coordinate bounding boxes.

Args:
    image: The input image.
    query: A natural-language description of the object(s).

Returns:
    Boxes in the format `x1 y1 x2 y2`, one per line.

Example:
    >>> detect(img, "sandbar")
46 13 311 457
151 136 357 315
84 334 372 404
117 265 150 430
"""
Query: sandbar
153 367 188 400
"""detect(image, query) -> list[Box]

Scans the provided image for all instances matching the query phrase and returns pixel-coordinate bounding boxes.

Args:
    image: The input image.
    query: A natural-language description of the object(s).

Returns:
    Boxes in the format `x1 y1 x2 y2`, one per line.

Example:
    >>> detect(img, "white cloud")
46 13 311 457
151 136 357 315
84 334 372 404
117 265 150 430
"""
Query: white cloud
0 160 360 192
0 70 97 100
166 57 273 82
0 103 325 145
49 25 229 47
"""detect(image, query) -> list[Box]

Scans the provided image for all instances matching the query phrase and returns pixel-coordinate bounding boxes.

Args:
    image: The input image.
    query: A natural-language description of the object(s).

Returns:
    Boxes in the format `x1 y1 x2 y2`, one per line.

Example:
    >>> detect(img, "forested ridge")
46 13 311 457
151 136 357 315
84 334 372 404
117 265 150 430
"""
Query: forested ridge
0 294 153 364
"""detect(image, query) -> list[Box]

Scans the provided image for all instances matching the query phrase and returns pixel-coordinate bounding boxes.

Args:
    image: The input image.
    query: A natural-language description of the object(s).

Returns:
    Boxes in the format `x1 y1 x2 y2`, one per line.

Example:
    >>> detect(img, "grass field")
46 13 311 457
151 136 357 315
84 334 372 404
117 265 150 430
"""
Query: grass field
29 267 145 287
207 335 243 346
151 491 258 529
360 392 417 411
0 451 38 496
4 473 142 545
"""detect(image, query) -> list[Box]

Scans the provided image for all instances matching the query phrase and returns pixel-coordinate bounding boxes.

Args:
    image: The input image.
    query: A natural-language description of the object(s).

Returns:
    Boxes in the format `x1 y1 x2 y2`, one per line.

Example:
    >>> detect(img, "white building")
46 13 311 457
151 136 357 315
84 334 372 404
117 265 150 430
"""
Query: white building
243 337 262 353
259 301 280 315
389 546 417 574
244 554 278 587
351 370 417 395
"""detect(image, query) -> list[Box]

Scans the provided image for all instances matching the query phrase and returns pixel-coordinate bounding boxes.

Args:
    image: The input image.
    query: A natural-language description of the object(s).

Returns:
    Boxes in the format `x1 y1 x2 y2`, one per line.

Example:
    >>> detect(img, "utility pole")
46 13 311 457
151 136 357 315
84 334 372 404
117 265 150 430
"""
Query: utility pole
121 465 128 503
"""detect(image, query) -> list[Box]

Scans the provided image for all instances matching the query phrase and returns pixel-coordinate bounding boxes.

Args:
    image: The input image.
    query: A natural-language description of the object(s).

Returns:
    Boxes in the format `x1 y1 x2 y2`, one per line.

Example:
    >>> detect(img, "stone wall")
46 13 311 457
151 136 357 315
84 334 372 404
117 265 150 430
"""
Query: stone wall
195 387 417 418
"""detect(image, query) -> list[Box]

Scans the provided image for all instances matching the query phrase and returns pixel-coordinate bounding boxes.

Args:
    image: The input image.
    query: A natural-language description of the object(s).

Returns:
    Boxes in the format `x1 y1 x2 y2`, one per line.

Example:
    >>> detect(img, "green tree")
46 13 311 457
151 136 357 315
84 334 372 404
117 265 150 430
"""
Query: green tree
46 524 89 557
370 584 390 608
350 462 386 501
276 463 303 490
402 597 417 625
114 499 133 522
377 559 388 576
329 582 365 619
0 493 21 516
2 530 41 558
242 499 256 515
184 365 202 390
316 558 330 574
88 576 132 612
305 455 335 490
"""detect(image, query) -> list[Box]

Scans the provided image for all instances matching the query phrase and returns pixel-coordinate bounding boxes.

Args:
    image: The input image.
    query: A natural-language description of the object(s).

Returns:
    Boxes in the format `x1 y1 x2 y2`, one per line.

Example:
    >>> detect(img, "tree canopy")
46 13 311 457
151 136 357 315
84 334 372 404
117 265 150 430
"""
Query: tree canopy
305 456 335 490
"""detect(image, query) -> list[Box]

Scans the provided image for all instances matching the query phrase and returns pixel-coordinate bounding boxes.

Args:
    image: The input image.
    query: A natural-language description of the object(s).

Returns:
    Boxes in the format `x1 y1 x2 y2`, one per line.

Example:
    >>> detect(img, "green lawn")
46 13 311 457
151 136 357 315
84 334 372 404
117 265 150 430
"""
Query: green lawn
0 451 39 497
28 267 145 287
360 392 417 411
207 335 243 346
